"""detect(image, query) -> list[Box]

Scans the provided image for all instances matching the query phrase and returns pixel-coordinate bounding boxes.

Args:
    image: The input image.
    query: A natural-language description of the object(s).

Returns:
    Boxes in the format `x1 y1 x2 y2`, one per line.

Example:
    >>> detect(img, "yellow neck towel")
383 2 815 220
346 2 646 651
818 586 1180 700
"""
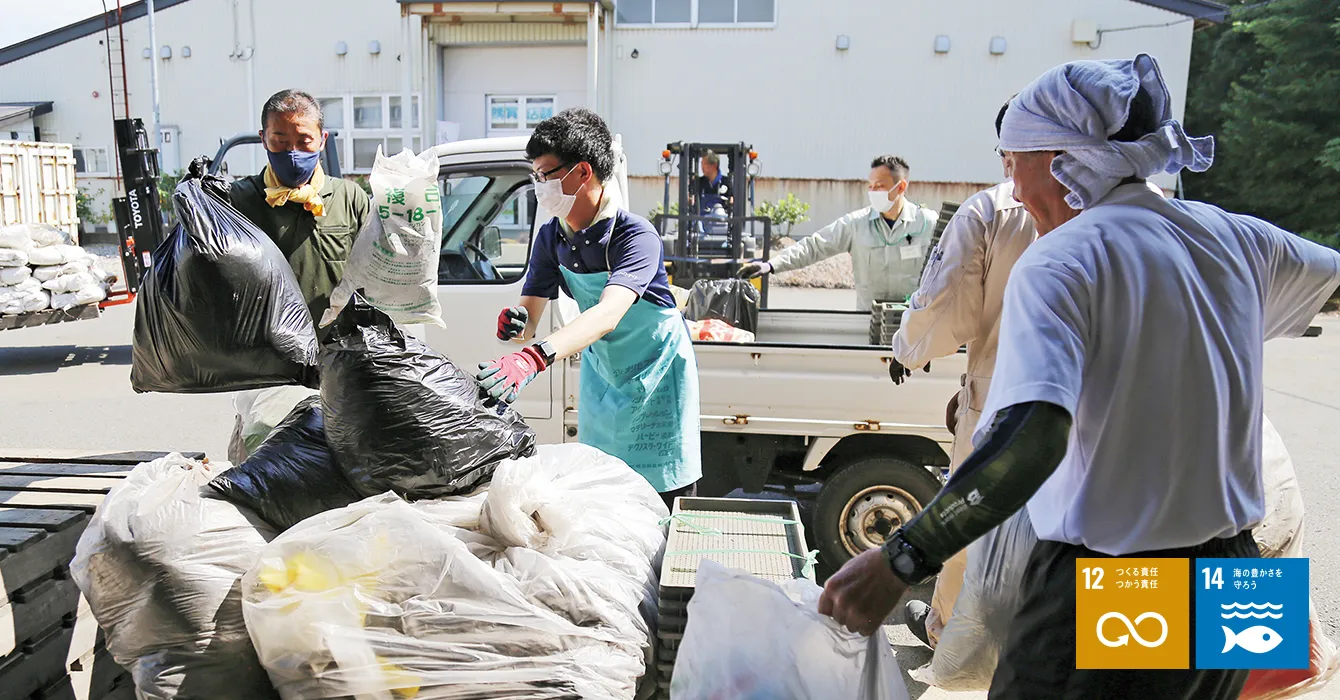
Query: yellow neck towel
263 163 327 217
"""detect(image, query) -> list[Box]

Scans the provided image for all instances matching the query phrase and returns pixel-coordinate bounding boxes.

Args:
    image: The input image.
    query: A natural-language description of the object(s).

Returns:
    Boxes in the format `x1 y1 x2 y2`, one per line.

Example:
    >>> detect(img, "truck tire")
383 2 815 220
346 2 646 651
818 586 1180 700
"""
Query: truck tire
813 456 943 570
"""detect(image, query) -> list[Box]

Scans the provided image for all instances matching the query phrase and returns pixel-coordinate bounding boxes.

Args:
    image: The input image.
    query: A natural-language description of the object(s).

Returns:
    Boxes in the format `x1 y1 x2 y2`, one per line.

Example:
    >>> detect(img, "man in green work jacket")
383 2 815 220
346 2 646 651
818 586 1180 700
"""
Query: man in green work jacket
229 89 369 330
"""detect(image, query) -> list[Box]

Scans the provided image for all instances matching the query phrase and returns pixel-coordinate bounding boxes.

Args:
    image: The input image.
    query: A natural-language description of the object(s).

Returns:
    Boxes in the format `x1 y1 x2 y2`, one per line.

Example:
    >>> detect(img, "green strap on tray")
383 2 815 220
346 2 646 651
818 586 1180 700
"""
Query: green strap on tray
659 512 802 538
663 547 819 580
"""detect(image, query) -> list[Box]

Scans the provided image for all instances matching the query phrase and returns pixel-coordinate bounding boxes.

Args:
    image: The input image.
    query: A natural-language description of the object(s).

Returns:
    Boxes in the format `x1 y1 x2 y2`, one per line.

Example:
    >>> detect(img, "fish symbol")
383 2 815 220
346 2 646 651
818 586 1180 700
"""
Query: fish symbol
1222 626 1283 654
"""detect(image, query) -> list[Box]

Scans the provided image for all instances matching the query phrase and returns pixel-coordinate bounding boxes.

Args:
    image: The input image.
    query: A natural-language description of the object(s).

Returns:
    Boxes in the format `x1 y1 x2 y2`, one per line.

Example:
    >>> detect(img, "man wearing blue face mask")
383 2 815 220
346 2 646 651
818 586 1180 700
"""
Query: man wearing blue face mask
229 89 370 329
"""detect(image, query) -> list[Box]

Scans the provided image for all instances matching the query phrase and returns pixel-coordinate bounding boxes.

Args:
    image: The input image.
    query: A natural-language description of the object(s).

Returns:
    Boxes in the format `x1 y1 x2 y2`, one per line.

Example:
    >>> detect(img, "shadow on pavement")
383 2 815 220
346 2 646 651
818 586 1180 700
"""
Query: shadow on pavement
0 345 132 376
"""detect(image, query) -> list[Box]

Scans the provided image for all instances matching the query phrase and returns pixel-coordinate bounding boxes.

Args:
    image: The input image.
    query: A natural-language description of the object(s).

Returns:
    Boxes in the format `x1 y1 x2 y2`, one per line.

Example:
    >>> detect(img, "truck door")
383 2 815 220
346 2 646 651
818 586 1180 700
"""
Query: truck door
423 160 563 442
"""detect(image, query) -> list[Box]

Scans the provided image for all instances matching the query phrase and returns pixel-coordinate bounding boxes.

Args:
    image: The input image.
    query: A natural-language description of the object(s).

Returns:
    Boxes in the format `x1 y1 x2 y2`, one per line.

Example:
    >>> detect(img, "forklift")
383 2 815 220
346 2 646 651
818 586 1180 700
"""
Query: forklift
653 142 774 305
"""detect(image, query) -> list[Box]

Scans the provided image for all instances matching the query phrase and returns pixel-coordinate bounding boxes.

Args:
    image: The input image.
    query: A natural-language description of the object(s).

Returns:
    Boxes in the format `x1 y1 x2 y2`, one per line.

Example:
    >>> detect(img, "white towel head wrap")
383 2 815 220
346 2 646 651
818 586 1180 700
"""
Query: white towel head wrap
998 53 1214 209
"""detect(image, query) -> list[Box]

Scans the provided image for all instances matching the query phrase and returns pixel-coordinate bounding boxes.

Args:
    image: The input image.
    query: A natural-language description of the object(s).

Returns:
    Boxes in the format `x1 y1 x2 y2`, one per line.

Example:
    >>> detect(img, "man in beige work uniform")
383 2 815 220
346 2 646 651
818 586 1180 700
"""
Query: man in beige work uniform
738 155 939 309
889 104 1037 648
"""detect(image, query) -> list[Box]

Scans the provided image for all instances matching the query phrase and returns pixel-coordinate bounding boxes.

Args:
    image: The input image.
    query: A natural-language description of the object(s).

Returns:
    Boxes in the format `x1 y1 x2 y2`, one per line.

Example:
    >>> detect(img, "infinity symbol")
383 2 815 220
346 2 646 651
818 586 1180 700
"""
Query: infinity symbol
1097 611 1169 648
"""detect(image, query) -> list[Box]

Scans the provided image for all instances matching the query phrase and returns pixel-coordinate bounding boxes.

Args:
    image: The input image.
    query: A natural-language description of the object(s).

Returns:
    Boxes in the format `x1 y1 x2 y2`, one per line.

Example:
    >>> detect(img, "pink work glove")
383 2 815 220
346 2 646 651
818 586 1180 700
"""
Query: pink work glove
476 346 548 403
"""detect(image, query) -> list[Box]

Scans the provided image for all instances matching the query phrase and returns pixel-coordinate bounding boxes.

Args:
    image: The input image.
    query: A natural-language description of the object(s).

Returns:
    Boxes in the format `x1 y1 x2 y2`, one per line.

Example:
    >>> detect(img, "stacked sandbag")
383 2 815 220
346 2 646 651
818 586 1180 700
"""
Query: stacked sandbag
242 444 668 700
70 454 281 700
131 159 319 393
320 293 536 500
0 223 113 314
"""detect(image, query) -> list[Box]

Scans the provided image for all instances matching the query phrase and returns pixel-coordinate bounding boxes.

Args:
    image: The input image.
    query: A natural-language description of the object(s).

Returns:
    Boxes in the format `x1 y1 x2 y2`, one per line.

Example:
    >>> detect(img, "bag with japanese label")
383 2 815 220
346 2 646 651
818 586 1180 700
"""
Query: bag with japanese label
321 146 445 329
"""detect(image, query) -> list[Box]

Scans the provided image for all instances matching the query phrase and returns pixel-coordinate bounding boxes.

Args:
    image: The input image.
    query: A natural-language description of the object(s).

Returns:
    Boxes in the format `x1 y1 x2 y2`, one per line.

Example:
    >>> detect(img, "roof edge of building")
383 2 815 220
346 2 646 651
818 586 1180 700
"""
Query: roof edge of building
1128 0 1230 23
0 0 196 68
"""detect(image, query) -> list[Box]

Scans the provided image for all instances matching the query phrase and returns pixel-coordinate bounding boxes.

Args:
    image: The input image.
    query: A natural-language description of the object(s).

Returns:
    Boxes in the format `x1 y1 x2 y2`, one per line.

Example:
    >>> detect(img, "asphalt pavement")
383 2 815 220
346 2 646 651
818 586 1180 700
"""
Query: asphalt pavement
1 300 1338 699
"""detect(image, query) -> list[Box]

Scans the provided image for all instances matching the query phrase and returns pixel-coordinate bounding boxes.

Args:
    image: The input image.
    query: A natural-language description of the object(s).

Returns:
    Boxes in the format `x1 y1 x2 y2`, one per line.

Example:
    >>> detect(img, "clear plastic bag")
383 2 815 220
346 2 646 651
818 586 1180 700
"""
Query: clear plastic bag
70 454 280 700
230 385 322 463
922 509 1035 690
670 560 910 700
243 445 664 700
1240 416 1337 698
322 146 444 328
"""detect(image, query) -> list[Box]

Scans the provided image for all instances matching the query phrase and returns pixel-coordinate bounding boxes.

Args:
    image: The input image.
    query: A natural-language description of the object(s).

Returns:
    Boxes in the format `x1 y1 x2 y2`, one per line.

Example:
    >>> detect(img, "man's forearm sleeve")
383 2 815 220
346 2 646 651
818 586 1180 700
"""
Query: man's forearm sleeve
898 401 1072 566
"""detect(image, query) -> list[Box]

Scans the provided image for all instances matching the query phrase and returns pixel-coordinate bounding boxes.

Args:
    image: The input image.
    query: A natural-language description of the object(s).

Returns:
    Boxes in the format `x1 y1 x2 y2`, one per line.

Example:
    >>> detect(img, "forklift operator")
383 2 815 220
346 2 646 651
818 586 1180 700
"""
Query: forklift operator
738 155 939 309
228 89 370 330
693 150 734 216
477 108 702 510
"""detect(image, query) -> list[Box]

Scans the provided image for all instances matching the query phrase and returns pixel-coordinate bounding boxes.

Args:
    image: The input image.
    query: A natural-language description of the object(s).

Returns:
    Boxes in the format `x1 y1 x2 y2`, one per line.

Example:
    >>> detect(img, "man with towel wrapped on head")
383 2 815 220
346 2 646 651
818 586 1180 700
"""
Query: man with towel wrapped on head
817 54 1340 699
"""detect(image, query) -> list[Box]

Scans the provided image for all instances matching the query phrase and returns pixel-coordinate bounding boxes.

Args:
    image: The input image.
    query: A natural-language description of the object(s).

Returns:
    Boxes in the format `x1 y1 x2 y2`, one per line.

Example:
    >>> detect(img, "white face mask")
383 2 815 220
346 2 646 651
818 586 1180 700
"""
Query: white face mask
868 189 896 214
535 168 581 220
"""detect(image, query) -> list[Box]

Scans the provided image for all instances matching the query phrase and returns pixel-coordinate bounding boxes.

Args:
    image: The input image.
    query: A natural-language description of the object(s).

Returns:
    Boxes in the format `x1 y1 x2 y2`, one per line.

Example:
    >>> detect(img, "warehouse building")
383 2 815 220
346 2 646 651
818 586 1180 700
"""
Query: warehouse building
0 0 1222 235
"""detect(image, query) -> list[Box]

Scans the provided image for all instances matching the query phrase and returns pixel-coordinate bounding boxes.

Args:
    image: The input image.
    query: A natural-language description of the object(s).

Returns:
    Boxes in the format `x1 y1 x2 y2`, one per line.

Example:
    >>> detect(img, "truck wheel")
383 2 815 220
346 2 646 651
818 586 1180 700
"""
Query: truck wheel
813 456 942 569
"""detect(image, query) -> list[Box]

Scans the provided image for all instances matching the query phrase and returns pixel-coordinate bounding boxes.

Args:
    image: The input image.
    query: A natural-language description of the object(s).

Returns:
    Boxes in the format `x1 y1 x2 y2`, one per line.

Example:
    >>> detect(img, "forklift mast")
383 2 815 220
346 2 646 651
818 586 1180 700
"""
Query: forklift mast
656 142 772 301
110 118 167 293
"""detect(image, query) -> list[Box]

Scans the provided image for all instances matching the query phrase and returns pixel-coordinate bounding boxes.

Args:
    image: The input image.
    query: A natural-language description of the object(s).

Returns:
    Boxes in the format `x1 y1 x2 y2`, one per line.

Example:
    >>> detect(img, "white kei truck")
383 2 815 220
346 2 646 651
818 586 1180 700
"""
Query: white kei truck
420 136 966 568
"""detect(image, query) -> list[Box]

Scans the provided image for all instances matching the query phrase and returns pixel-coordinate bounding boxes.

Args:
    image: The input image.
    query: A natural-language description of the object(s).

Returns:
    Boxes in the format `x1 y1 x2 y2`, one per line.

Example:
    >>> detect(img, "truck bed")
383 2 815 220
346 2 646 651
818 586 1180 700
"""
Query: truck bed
691 312 966 442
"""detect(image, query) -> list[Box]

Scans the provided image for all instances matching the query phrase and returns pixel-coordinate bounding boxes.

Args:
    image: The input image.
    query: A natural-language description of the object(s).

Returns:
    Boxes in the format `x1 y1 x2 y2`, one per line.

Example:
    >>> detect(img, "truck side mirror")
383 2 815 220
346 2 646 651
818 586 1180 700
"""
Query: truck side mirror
481 225 503 259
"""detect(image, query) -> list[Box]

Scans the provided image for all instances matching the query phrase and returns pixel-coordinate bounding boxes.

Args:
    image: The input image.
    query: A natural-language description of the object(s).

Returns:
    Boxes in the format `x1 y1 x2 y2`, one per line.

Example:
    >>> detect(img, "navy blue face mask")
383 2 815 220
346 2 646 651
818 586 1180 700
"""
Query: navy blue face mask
267 148 322 187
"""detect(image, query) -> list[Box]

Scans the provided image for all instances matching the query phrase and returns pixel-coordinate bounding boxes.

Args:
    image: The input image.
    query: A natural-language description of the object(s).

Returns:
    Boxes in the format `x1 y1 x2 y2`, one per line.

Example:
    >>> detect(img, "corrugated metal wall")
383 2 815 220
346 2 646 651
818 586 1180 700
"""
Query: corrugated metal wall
428 22 586 46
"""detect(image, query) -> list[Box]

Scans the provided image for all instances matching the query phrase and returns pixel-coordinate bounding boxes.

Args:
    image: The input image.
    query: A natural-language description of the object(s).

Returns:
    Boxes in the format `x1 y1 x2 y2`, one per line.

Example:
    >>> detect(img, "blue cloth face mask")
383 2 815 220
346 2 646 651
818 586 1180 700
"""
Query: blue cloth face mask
267 148 322 187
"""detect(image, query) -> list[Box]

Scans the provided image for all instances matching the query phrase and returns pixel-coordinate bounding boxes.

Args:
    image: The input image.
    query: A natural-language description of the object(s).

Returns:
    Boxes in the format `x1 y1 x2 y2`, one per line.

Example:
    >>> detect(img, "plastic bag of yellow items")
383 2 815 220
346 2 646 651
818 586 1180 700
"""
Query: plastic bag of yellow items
243 445 667 700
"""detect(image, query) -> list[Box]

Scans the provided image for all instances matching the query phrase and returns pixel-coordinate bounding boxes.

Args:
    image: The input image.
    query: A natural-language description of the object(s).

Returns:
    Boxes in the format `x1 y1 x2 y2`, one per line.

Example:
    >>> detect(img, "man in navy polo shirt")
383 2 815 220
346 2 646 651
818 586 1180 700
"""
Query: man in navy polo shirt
477 108 702 509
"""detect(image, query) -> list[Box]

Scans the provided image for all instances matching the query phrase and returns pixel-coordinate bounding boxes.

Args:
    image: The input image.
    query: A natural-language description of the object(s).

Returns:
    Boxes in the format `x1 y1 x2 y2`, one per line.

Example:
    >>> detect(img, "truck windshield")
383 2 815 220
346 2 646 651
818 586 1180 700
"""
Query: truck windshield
439 167 532 249
437 165 536 283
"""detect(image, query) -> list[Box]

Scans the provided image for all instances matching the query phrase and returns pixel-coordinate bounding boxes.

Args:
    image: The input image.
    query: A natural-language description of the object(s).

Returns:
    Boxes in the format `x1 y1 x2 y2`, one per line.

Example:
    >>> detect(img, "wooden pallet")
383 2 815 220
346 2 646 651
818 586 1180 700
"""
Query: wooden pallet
0 450 202 700
0 304 101 332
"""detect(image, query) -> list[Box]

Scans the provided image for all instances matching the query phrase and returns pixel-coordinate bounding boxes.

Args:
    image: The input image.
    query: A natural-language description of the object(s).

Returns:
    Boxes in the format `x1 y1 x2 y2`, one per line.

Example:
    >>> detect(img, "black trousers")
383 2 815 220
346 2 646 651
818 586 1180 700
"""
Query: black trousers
989 530 1259 700
660 481 698 511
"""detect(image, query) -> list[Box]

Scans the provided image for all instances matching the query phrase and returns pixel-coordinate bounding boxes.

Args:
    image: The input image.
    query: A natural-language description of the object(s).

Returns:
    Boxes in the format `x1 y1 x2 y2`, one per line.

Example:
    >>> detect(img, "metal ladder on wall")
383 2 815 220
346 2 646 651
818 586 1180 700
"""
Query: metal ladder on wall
102 0 131 198
99 1 143 308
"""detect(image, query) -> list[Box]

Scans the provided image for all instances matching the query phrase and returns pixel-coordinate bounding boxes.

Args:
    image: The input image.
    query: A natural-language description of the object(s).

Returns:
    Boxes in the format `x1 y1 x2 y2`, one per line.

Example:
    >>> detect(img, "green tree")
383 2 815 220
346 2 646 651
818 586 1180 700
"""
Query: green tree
157 170 186 227
76 186 111 227
1183 0 1340 246
754 193 811 246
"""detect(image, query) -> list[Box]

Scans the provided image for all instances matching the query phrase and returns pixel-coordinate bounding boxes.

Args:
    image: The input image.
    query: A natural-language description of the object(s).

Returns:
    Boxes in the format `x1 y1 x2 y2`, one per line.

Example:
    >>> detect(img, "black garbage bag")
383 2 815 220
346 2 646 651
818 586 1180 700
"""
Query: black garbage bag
320 293 536 499
207 396 362 532
131 157 319 393
684 278 761 333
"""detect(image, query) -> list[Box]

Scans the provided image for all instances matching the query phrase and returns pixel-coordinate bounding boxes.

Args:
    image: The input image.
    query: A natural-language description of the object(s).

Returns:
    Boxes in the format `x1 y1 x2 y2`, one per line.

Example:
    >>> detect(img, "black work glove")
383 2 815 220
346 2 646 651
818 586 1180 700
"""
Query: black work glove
737 261 772 279
496 306 528 341
889 359 931 385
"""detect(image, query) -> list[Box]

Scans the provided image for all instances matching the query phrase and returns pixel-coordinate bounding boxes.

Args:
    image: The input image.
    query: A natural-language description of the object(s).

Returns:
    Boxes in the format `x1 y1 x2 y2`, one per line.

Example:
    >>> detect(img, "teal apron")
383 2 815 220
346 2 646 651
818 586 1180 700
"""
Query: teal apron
555 214 702 493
